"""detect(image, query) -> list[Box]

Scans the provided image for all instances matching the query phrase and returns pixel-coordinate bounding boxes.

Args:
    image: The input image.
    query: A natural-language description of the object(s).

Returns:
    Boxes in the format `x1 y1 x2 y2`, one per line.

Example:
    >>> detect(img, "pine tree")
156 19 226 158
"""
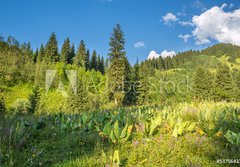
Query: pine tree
132 59 140 104
107 24 129 105
97 55 101 71
45 32 59 62
90 50 98 71
27 86 41 114
0 96 6 117
193 67 213 100
157 56 165 70
74 40 86 67
85 49 91 70
60 38 71 64
37 44 45 62
99 56 105 74
68 44 75 64
67 80 91 113
34 48 38 63
214 64 234 101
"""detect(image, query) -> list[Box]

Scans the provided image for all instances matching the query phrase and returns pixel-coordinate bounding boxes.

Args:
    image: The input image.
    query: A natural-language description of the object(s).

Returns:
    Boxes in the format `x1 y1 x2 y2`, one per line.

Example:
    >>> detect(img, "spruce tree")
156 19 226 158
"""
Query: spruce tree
107 24 129 105
157 56 165 70
193 67 213 100
34 48 38 63
37 44 45 62
68 44 75 64
97 55 101 71
99 56 105 74
214 64 234 101
45 32 59 62
67 80 91 113
0 96 6 117
27 86 41 114
74 40 86 67
60 38 71 64
132 59 140 104
90 50 98 71
85 49 91 70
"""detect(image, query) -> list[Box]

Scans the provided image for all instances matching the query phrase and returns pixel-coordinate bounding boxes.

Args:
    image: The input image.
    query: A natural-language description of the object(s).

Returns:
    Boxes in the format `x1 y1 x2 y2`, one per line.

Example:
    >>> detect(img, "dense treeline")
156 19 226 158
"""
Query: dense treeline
0 26 240 114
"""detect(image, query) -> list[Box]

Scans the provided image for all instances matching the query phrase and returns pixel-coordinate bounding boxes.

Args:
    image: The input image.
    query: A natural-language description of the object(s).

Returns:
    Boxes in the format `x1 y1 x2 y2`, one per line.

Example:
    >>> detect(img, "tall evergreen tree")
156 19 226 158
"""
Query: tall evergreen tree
37 44 45 62
74 40 86 67
45 32 59 62
68 44 75 64
67 80 91 113
107 24 129 105
132 59 140 104
60 38 71 64
214 64 234 101
157 56 165 70
90 50 98 71
85 49 91 70
97 55 101 71
99 56 105 74
193 67 213 100
34 48 38 63
27 86 41 114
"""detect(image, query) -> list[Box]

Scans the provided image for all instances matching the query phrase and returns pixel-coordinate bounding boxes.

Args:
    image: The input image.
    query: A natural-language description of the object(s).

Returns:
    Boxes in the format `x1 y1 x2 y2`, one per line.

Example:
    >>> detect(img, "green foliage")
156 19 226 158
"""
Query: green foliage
214 64 235 101
27 86 41 114
60 38 71 64
193 67 214 100
67 80 91 113
74 40 86 67
90 50 98 71
0 96 6 116
45 32 59 62
225 130 240 146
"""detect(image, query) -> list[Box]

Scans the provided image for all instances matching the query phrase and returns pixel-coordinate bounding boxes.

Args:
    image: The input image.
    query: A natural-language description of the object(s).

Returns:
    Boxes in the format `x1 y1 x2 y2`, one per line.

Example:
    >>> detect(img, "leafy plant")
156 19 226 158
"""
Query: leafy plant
99 120 133 144
102 150 120 167
225 130 240 146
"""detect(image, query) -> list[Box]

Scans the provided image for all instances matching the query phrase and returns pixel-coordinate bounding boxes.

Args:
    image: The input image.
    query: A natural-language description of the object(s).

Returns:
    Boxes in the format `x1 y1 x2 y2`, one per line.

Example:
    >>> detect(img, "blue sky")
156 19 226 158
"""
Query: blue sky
0 0 240 64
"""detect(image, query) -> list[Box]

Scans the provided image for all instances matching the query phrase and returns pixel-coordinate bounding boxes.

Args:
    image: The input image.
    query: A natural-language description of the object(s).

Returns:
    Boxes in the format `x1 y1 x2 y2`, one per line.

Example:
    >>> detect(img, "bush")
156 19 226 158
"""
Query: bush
0 96 6 117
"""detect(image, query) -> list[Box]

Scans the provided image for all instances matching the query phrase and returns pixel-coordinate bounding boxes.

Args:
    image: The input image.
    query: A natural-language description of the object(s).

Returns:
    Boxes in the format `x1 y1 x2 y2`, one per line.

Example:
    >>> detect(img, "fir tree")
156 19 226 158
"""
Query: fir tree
34 48 38 63
67 80 91 113
0 96 6 117
37 44 45 62
74 40 86 67
99 56 105 74
132 59 140 104
27 86 41 114
85 49 91 70
68 44 75 64
97 55 101 71
214 64 234 101
157 56 165 70
90 50 98 71
107 24 129 105
45 32 59 62
193 67 213 100
60 38 71 64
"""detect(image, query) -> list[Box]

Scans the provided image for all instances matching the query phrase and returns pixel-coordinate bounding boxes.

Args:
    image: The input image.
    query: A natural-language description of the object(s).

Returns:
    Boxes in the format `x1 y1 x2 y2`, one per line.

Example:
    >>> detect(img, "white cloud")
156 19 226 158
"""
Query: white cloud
160 50 176 58
192 4 240 46
134 41 145 48
147 50 176 60
220 3 227 10
147 51 160 60
162 13 178 24
179 21 194 27
178 34 191 42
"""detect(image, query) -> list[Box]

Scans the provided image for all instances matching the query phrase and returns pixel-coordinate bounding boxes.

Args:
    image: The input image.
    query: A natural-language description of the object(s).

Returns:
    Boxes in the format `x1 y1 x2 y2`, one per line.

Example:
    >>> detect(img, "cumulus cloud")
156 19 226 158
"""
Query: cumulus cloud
192 4 240 46
229 3 234 9
147 50 176 60
178 34 191 42
179 21 194 27
162 13 178 24
160 50 176 58
134 41 145 48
